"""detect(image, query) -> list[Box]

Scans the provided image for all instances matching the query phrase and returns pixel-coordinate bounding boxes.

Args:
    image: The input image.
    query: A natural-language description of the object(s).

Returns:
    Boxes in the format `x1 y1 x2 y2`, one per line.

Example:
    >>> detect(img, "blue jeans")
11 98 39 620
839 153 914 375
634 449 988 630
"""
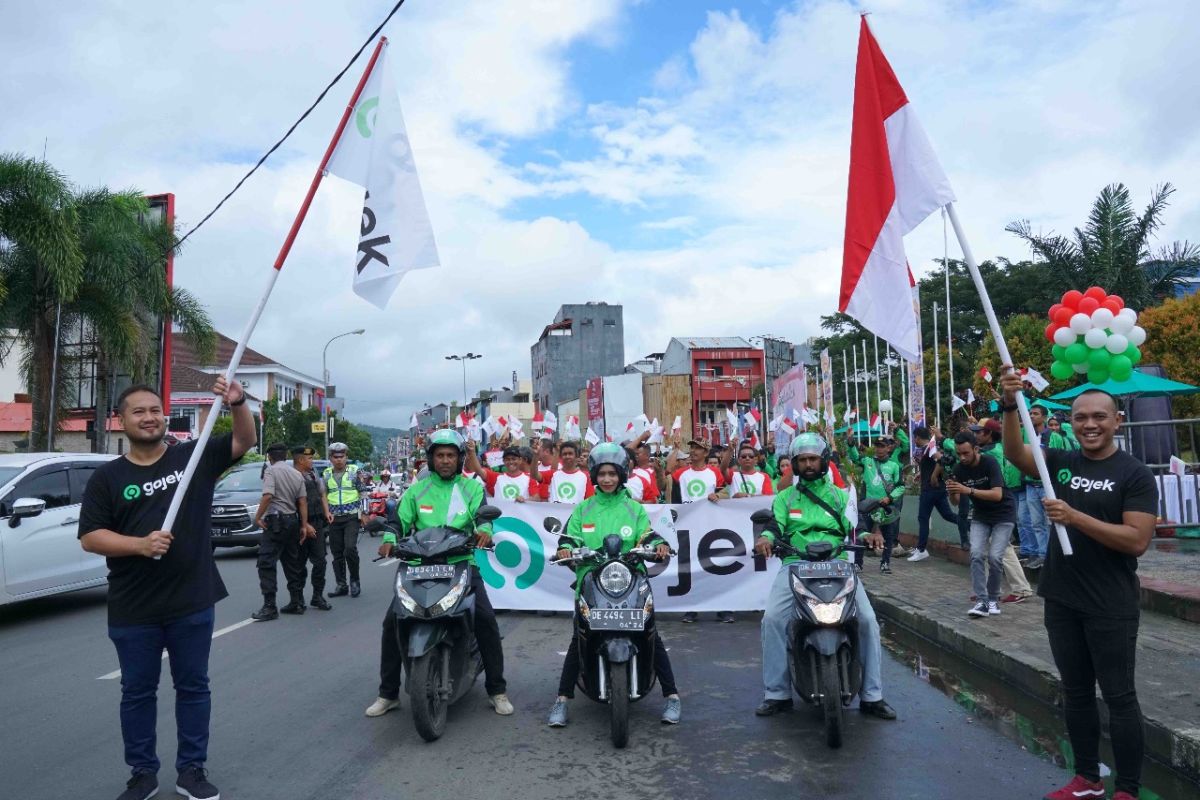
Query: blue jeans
969 521 1013 602
1018 485 1049 558
917 488 958 551
761 567 883 703
107 605 215 775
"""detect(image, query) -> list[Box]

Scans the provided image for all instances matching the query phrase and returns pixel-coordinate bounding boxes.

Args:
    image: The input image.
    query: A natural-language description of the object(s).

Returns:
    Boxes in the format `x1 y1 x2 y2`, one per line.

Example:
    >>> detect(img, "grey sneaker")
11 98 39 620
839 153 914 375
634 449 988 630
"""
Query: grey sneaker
988 600 1001 616
116 772 158 800
661 695 681 724
968 602 989 618
547 699 568 727
1026 557 1044 570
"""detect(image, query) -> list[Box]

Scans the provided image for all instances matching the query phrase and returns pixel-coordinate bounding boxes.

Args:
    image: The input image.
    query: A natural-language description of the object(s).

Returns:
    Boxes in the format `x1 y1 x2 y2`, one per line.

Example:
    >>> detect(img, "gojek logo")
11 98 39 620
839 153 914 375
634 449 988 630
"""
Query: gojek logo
556 482 577 501
501 483 520 500
685 479 707 499
476 516 545 590
355 96 379 138
1057 468 1073 485
1058 467 1115 493
122 469 186 501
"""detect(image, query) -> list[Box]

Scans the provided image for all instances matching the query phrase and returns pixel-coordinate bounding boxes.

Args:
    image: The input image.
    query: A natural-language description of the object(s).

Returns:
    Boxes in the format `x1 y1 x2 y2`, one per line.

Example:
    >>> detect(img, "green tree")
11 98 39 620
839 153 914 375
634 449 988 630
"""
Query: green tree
0 154 215 449
973 314 1072 400
1006 183 1200 309
1139 293 1200 419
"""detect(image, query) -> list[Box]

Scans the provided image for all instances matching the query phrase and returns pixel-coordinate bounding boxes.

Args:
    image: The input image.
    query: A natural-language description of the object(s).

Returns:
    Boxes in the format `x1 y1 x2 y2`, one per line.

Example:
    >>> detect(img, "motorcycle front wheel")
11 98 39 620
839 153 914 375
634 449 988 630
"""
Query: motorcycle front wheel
410 648 449 742
817 652 843 749
608 662 630 749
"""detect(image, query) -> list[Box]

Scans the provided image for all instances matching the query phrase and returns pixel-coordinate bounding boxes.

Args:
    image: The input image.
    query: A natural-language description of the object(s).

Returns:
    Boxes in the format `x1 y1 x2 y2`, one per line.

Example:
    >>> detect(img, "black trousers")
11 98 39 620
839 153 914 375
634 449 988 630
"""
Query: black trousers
298 524 328 595
327 515 361 586
1044 599 1144 795
379 568 506 700
257 515 304 598
557 628 677 698
878 519 900 566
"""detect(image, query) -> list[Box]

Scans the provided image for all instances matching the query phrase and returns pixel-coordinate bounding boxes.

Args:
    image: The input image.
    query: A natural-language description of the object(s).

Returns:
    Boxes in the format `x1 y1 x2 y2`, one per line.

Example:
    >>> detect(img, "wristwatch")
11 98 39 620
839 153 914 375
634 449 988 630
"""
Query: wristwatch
230 394 246 407
1000 402 1018 413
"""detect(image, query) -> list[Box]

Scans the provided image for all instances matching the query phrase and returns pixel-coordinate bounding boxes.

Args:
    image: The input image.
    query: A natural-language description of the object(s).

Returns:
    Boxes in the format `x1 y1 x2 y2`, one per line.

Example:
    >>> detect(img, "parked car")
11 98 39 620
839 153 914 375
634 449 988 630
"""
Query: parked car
0 452 115 606
211 461 267 549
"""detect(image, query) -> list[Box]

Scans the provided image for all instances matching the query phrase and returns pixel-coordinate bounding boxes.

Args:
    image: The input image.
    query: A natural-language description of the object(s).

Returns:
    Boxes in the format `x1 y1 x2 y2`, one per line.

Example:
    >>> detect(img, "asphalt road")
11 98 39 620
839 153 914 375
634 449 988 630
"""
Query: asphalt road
1 538 1067 800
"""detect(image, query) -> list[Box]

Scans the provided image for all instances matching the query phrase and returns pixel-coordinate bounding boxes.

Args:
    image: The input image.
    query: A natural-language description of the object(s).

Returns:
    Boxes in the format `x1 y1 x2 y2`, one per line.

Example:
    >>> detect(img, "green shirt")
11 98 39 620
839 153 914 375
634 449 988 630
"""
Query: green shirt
388 473 489 564
856 456 904 503
560 488 662 587
981 442 1024 490
765 480 853 564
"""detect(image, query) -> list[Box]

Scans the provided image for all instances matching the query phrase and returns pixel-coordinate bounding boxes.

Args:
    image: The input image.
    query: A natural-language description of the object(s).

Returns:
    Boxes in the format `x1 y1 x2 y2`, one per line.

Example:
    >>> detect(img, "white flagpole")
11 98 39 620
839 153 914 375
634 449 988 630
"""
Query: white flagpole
852 346 861 433
842 350 851 420
159 38 389 539
873 335 882 423
932 301 942 428
862 339 872 446
944 202 1072 555
943 209 956 404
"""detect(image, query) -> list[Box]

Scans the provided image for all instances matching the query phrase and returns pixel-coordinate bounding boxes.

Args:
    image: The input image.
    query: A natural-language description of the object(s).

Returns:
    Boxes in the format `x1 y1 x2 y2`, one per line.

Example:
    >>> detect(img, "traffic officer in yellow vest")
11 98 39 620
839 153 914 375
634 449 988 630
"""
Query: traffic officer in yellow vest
324 442 363 597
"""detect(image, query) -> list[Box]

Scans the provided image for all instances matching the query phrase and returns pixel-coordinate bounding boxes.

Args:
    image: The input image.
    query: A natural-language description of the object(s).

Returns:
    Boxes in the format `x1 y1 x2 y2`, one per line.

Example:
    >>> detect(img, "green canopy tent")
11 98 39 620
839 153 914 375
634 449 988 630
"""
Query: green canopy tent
834 420 886 435
1049 371 1200 400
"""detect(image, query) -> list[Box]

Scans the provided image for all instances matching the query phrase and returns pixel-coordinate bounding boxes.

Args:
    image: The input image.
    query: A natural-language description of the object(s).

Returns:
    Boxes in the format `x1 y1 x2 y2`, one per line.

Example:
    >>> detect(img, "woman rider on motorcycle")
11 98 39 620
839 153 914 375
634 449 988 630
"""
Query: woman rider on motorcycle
546 443 682 727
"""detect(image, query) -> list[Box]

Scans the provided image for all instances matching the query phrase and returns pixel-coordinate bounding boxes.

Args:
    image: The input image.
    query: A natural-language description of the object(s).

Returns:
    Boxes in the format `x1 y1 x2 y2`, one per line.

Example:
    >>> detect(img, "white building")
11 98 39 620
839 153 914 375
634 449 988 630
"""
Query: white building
172 332 324 419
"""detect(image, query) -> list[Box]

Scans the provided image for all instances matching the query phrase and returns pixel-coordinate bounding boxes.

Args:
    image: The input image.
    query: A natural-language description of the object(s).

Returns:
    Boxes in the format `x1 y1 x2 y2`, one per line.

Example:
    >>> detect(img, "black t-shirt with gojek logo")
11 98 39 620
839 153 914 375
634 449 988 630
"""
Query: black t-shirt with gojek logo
79 435 235 625
1039 448 1158 618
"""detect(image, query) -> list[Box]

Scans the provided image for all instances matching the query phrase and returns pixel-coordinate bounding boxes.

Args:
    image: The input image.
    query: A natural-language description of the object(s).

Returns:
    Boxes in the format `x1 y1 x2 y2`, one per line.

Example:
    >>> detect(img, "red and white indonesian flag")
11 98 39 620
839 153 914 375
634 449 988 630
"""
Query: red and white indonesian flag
455 411 472 429
780 416 799 435
840 18 955 361
563 415 581 440
541 410 557 434
979 366 993 383
744 408 762 430
327 45 439 309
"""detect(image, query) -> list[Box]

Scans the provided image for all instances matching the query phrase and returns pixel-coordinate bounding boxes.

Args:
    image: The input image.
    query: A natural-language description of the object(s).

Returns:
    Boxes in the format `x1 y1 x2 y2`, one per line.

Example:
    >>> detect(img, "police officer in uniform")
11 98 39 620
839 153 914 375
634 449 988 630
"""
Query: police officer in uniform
293 445 333 610
252 443 309 619
324 441 363 597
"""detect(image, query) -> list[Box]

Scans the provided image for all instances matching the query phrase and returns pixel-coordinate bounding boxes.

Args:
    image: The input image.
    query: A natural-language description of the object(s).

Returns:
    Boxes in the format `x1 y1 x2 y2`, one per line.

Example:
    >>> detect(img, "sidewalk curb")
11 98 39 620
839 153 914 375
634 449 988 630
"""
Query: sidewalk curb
896 532 1200 623
868 582 1200 788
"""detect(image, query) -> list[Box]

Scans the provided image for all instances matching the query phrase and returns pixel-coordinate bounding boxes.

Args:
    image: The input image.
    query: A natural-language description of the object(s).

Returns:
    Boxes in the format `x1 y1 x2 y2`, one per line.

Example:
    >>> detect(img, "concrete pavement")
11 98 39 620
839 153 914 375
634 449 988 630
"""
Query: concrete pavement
2 539 1069 800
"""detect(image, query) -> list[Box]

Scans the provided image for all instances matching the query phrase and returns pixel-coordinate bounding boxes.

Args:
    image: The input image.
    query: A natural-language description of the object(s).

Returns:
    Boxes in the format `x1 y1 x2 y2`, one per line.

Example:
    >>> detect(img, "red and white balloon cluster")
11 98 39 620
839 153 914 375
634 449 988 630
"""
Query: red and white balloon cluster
1044 287 1145 384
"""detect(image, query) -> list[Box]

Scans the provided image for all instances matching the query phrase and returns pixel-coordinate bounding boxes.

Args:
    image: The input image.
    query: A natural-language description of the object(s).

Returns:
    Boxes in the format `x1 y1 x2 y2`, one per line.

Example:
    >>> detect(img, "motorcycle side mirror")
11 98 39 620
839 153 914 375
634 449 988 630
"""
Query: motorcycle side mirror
475 505 501 523
805 540 834 561
750 509 774 525
543 517 562 534
364 517 384 533
602 534 623 558
670 509 679 522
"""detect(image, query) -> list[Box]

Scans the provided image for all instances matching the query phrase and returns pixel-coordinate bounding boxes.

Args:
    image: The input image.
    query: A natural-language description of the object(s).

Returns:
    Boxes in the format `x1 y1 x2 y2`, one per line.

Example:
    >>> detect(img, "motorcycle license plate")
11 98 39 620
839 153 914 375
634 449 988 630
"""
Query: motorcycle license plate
588 609 645 631
791 561 853 579
407 564 455 580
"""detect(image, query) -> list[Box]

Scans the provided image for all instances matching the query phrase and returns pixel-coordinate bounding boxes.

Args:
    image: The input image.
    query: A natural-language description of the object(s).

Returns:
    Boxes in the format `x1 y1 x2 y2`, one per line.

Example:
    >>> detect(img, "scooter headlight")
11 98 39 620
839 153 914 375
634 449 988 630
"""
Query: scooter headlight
791 570 856 603
598 562 633 596
810 598 847 625
394 573 418 614
431 570 471 617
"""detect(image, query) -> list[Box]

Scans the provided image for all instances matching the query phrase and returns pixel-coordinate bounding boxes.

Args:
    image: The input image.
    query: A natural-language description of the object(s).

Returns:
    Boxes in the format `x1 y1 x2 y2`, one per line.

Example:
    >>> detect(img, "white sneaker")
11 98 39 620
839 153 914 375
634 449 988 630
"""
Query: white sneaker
907 549 930 562
489 693 514 716
988 601 1001 616
365 697 400 717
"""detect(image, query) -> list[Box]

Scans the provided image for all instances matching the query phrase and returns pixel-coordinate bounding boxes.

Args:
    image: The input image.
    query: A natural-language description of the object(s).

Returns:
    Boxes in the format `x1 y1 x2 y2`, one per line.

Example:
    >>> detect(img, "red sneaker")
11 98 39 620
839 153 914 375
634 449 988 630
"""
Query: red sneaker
1111 793 1137 800
1002 594 1030 604
1044 775 1105 800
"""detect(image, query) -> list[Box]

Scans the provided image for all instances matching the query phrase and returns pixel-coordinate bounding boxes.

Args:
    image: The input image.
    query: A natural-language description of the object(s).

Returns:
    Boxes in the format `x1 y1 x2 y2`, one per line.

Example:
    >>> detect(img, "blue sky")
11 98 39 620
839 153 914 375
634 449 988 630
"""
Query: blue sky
1 0 1197 426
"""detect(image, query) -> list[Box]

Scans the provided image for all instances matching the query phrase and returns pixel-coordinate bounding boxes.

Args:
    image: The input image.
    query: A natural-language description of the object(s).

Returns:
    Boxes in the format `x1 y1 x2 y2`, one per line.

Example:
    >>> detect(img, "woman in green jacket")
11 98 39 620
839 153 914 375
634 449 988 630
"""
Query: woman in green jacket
546 443 681 727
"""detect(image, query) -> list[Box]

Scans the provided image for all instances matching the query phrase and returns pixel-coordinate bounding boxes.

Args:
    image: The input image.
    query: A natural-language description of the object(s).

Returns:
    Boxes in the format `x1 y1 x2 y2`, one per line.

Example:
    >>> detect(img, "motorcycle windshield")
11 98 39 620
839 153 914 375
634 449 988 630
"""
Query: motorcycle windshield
395 526 472 559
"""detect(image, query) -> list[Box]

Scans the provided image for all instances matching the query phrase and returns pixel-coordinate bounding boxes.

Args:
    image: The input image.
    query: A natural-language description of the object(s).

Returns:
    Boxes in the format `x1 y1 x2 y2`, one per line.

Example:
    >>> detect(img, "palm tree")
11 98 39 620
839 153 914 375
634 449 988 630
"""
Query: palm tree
0 153 215 450
1006 183 1200 309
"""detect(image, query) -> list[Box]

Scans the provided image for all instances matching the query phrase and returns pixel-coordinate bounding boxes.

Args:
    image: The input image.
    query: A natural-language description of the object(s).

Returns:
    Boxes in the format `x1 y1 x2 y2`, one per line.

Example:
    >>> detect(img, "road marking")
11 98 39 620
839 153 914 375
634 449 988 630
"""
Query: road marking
97 617 257 680
377 558 397 567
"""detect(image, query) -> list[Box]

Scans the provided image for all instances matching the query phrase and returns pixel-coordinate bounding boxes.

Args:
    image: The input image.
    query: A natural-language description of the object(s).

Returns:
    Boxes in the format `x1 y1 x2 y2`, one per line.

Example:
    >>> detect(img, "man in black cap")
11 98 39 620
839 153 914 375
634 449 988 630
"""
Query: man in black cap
252 443 309 619
293 445 332 610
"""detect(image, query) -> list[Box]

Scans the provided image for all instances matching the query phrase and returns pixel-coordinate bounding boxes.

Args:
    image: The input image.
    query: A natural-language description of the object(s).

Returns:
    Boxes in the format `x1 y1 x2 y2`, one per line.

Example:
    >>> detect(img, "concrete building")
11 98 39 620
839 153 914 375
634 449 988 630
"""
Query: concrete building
662 337 765 440
172 332 323 412
531 302 624 412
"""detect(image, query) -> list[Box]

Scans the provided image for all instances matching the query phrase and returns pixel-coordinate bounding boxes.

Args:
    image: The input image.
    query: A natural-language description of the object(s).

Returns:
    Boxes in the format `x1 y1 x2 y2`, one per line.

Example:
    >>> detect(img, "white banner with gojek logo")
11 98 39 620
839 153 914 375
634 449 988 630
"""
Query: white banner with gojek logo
474 498 782 612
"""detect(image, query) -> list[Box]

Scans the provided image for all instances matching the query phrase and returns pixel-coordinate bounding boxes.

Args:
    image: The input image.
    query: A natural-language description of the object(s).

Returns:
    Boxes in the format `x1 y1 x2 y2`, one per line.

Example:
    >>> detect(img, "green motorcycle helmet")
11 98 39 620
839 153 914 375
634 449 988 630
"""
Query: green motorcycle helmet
587 441 629 487
789 432 832 479
426 428 467 473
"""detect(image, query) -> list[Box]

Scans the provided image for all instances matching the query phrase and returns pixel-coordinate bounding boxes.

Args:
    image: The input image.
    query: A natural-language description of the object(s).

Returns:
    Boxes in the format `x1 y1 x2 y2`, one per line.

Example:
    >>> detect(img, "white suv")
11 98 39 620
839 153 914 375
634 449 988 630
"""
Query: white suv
0 452 114 606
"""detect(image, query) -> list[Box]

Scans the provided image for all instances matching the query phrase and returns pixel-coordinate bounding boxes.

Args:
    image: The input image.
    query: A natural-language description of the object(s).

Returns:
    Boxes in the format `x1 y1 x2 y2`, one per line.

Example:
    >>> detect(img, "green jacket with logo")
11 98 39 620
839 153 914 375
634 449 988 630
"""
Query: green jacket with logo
764 478 853 564
387 473 490 565
981 442 1024 490
852 454 904 504
559 488 663 587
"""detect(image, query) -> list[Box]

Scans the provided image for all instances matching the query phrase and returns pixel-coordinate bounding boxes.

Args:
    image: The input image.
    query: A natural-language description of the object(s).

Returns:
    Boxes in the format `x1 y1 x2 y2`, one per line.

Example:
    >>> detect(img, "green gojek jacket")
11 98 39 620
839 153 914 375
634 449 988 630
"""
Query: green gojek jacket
851 452 905 504
981 442 1024 490
765 479 854 564
386 473 491 565
559 488 664 589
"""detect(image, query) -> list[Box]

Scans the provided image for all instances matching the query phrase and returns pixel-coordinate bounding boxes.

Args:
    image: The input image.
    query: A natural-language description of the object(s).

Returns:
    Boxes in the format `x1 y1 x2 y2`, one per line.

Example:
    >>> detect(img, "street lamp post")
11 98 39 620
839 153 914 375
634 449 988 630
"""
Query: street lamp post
322 328 365 455
445 353 483 407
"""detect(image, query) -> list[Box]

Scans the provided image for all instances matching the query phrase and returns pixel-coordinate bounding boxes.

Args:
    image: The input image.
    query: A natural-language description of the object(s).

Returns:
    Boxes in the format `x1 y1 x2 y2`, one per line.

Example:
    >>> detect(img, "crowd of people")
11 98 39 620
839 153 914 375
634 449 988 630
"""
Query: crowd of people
76 371 1159 800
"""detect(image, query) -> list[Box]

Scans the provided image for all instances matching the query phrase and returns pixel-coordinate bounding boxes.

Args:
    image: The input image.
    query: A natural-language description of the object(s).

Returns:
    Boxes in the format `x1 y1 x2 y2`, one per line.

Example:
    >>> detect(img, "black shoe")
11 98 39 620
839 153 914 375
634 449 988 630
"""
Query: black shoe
879 562 892 574
681 612 699 623
329 584 349 597
349 581 361 598
859 699 897 720
310 595 332 611
117 771 158 800
717 611 736 623
279 599 306 615
251 602 278 621
175 765 219 799
755 698 793 716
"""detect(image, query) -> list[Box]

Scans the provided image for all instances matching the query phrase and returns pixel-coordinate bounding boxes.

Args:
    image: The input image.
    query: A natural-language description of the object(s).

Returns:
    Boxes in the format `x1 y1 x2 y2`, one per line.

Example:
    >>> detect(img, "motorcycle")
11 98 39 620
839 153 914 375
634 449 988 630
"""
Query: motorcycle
368 505 501 742
543 515 674 749
363 490 393 536
751 508 867 749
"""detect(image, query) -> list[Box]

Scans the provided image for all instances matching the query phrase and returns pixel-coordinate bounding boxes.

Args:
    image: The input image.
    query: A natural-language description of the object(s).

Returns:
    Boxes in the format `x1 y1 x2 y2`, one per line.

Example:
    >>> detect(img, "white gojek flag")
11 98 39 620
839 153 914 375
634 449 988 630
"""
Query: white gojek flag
584 427 600 446
326 46 439 308
1023 367 1050 393
951 394 967 412
671 415 682 432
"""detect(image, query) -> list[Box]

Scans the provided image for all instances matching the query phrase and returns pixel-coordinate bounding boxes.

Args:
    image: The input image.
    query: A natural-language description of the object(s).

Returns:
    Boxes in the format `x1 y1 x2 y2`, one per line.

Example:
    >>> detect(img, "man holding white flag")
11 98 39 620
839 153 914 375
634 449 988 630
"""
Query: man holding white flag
327 42 439 308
